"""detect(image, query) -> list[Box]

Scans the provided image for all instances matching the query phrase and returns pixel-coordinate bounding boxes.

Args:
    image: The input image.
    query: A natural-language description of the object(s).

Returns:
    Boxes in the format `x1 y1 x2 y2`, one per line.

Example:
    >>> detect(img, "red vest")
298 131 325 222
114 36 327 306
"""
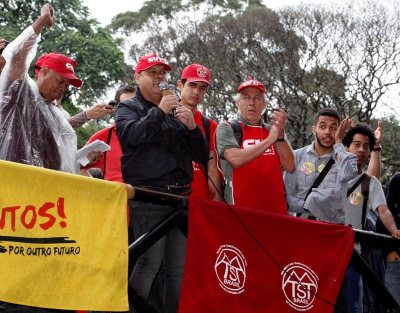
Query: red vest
191 111 218 199
230 122 286 214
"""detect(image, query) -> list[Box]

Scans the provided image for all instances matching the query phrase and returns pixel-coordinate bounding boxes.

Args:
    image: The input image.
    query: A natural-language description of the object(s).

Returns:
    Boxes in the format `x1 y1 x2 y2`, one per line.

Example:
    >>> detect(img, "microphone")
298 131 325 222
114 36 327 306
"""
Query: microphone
159 82 179 116
159 82 175 97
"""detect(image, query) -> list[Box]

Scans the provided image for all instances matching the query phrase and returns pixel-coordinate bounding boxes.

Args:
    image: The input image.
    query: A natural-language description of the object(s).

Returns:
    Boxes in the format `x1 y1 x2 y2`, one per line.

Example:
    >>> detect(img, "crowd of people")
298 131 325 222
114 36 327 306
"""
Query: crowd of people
1 4 400 313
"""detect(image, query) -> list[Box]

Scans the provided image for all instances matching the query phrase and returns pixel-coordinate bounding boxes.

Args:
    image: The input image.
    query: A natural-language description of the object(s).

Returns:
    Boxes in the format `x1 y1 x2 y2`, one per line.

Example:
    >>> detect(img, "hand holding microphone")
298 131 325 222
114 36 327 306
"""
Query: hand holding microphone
159 82 180 116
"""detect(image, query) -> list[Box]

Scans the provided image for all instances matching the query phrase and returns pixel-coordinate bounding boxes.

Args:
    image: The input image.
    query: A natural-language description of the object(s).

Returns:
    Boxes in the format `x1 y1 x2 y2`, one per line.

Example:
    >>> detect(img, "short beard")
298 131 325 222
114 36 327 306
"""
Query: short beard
316 134 334 149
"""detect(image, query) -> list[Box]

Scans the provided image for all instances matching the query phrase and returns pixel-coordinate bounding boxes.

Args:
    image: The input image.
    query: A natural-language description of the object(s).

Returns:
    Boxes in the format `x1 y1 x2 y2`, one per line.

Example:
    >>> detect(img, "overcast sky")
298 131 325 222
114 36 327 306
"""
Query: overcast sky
82 0 332 27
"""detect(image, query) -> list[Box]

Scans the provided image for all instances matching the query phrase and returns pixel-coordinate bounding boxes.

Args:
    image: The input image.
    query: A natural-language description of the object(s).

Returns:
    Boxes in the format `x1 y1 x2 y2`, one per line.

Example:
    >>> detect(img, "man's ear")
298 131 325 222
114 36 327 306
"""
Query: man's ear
134 73 141 85
177 80 183 92
344 146 349 152
312 125 316 136
41 65 50 76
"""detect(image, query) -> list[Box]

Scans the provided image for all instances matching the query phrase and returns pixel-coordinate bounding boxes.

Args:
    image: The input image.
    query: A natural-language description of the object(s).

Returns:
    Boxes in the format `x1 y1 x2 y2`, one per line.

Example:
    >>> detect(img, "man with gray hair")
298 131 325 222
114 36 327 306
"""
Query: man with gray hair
215 78 295 213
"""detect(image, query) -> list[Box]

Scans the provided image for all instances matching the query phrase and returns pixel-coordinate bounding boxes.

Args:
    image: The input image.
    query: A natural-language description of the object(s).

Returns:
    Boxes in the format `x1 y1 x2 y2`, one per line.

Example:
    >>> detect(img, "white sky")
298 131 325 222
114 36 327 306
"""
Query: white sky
82 0 332 27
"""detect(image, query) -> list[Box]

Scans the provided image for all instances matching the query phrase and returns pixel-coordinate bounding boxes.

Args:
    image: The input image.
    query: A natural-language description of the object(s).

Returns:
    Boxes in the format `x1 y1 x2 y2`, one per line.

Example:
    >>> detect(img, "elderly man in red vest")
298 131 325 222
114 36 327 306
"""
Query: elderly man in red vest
216 78 295 213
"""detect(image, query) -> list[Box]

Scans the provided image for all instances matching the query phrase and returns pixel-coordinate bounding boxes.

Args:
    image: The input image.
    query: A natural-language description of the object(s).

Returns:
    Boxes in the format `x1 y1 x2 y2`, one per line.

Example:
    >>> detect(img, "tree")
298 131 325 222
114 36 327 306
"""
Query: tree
0 0 127 107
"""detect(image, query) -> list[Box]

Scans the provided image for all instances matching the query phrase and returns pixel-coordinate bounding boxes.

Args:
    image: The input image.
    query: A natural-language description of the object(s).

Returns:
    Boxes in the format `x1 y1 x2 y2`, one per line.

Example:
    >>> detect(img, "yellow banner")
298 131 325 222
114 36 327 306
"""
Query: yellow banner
0 160 129 311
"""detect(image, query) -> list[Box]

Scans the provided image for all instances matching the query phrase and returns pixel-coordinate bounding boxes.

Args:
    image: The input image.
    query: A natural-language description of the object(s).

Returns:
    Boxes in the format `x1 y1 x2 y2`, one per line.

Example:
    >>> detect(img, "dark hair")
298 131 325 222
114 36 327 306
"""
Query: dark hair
114 85 136 103
342 123 376 150
314 108 341 125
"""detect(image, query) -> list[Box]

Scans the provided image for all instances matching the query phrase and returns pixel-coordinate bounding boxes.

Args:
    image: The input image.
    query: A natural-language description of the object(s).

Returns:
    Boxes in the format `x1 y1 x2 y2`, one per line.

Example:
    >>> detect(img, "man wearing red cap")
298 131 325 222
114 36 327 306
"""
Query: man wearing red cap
177 64 223 201
115 54 208 312
0 5 83 173
216 78 295 213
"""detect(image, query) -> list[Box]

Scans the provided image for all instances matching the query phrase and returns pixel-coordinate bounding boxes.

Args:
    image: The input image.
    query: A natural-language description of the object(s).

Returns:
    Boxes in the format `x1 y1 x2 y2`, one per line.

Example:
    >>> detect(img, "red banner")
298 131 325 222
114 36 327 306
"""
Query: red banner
179 197 354 313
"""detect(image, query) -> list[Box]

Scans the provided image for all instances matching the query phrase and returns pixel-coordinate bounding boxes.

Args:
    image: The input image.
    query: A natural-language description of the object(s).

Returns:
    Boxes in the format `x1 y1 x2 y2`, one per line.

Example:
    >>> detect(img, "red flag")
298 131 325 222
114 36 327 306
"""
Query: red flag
179 197 354 313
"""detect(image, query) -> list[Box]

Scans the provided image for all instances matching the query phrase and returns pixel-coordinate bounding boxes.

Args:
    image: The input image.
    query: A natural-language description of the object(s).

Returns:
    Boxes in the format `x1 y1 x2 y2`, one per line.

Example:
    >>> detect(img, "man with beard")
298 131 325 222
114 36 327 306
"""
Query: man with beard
284 108 357 224
284 108 358 313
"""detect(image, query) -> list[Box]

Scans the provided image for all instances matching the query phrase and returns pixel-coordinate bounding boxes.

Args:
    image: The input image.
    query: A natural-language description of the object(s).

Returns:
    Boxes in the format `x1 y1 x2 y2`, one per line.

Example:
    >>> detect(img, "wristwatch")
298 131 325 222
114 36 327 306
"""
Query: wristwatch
277 133 287 142
373 145 382 152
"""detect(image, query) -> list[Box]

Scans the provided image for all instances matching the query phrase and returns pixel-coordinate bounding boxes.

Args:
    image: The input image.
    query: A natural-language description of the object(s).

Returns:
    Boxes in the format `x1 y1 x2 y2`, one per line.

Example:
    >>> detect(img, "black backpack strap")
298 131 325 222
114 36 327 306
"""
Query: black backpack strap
361 174 372 231
102 127 113 178
304 157 335 202
347 173 367 197
202 114 210 146
201 114 211 177
228 120 243 147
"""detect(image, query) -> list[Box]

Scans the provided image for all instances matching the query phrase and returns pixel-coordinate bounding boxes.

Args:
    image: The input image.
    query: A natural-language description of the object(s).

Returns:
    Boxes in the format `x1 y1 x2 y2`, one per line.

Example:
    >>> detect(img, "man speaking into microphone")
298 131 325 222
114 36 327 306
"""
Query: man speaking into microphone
115 53 208 313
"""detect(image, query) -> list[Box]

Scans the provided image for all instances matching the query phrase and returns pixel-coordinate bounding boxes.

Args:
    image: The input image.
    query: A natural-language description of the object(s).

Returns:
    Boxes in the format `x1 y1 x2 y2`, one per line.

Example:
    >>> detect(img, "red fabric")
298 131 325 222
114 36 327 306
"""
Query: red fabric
190 111 218 199
179 197 354 313
231 122 286 214
86 124 123 183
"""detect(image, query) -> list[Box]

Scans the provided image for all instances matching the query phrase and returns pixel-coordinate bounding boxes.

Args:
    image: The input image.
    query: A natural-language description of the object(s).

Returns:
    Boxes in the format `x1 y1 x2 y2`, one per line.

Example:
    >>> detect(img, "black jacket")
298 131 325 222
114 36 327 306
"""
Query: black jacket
115 88 208 187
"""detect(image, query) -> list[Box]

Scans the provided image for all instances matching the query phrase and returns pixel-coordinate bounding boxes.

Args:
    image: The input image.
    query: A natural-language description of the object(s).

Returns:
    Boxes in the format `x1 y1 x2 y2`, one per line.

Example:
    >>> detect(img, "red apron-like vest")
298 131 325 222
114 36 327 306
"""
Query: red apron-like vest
230 122 286 214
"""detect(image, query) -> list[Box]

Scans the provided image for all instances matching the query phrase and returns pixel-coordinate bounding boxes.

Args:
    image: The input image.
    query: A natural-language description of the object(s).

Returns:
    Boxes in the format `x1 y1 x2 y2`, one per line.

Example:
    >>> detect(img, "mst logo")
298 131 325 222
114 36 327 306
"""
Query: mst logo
196 67 207 78
214 245 247 294
65 63 74 73
282 262 319 311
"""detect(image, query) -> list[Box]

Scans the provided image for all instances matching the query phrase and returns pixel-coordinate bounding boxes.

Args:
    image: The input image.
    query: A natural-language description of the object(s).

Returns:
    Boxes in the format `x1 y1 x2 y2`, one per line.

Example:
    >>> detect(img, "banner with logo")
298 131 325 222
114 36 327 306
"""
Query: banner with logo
0 160 129 311
179 197 354 313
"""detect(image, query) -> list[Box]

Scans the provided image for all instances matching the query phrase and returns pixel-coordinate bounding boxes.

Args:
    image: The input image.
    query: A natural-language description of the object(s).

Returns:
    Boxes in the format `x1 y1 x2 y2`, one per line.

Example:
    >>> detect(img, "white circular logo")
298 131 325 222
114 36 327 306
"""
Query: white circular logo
214 245 247 294
65 63 74 73
282 262 319 311
197 67 207 78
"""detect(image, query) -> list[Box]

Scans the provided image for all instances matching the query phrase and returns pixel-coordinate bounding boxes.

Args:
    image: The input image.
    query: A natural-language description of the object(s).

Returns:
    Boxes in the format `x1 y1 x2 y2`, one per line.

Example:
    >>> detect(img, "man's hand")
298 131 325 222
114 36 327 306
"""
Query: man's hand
175 105 196 130
0 39 7 52
374 121 382 146
270 109 287 139
86 103 115 120
158 94 179 115
392 229 400 239
41 4 55 28
335 115 353 143
386 251 400 262
86 150 103 166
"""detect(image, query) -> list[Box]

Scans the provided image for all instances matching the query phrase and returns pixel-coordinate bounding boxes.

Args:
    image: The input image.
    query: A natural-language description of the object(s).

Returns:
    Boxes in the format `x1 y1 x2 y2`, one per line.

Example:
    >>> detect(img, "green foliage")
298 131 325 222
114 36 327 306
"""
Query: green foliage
75 122 104 149
0 0 127 107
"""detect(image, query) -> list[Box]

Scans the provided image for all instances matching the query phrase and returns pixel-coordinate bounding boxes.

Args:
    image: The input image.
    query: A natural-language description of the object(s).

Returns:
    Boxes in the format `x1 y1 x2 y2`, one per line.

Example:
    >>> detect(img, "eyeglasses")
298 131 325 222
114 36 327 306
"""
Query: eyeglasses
143 69 169 77
240 95 264 103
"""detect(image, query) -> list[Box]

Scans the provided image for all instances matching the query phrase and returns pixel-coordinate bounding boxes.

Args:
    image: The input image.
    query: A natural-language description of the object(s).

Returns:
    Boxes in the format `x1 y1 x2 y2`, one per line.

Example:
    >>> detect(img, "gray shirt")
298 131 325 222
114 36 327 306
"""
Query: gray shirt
284 141 357 224
345 172 386 230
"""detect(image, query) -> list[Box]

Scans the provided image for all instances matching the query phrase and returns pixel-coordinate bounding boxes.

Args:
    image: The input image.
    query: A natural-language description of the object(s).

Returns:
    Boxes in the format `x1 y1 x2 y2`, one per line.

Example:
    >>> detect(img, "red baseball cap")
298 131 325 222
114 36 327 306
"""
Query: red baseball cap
181 63 211 86
135 53 172 74
35 52 82 88
237 78 266 94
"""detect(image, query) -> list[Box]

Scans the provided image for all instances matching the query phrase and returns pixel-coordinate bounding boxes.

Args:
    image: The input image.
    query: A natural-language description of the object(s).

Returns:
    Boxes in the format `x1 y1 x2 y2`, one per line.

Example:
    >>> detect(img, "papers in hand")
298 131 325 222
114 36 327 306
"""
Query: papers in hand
76 140 111 166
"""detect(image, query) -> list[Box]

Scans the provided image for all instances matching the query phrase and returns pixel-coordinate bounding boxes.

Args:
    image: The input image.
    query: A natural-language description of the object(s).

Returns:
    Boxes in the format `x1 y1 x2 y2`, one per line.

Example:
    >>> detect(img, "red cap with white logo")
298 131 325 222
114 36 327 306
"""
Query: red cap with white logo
35 52 82 88
181 63 211 86
237 78 266 94
135 53 172 74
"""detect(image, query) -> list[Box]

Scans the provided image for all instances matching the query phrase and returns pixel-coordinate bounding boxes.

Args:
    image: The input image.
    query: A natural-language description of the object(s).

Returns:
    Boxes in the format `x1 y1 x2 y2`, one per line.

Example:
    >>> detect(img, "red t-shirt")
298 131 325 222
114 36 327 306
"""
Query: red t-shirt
86 124 123 183
191 110 218 199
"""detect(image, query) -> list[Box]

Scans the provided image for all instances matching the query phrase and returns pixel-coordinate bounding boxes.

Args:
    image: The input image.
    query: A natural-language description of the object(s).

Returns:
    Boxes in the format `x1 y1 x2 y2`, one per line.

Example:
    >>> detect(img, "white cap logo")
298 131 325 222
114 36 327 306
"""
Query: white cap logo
243 80 259 87
148 56 166 64
197 67 207 78
65 63 74 73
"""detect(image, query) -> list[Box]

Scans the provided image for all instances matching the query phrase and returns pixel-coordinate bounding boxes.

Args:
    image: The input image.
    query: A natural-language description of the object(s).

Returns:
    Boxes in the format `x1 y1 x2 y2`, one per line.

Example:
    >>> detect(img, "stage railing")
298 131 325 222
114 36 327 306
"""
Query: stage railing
128 187 400 313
